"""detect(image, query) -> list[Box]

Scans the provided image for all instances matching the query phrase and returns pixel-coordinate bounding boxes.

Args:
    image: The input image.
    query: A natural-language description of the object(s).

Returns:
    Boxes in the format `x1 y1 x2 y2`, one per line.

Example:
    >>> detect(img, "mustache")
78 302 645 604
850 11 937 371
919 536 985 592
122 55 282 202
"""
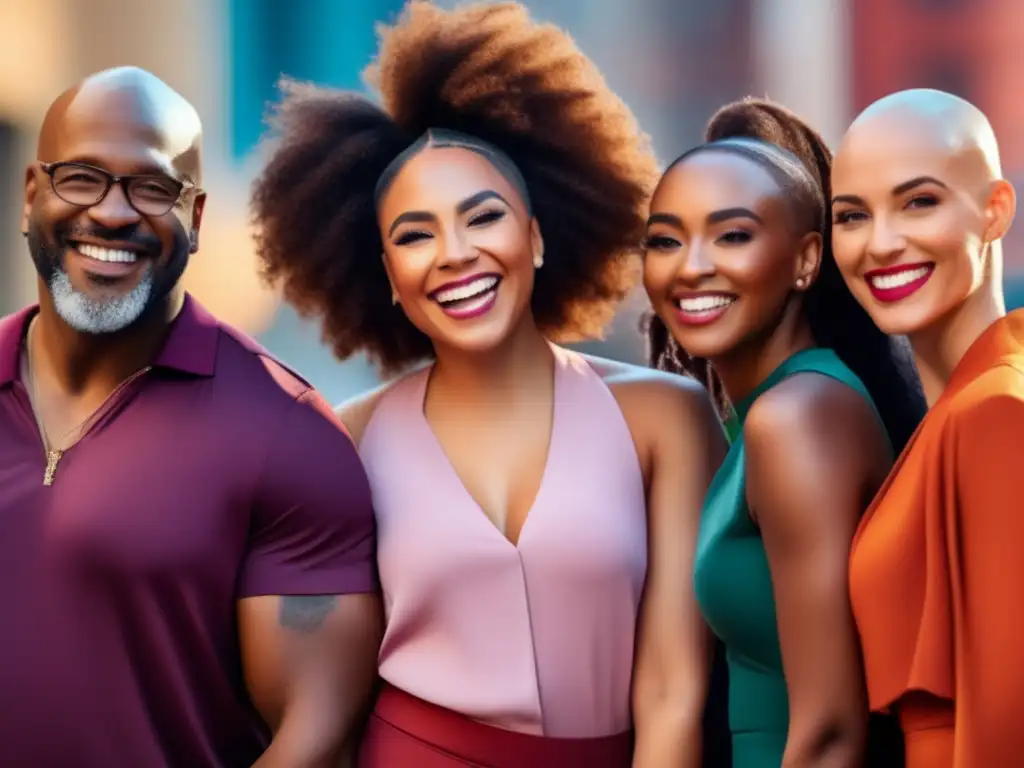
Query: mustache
58 223 161 252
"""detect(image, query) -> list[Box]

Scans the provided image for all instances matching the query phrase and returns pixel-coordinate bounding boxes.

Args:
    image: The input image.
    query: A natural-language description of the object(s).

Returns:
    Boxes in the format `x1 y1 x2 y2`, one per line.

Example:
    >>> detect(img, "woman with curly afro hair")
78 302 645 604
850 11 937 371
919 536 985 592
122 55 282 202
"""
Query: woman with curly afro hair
643 98 923 768
252 2 730 766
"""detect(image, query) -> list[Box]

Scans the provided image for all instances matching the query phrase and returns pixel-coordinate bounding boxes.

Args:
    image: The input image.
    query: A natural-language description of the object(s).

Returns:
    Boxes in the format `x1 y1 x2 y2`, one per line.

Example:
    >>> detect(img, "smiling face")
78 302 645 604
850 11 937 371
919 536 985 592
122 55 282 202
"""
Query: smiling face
831 114 1013 337
642 149 820 362
377 146 541 357
23 82 205 335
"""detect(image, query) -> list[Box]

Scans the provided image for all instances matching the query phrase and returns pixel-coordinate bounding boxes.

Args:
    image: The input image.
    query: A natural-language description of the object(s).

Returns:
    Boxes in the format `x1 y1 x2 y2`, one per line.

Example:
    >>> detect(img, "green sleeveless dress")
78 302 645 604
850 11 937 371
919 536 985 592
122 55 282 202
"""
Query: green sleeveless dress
693 348 887 768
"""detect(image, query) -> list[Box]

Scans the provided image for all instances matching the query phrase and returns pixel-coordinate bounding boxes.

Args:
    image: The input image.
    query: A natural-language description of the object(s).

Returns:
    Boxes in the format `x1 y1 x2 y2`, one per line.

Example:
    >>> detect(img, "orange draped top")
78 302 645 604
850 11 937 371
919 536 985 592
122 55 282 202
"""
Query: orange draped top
849 309 1024 768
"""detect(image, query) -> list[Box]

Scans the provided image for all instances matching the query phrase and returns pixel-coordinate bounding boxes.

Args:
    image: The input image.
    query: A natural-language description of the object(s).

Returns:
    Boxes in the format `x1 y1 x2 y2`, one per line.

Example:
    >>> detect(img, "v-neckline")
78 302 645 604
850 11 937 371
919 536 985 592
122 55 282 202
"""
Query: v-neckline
415 348 564 549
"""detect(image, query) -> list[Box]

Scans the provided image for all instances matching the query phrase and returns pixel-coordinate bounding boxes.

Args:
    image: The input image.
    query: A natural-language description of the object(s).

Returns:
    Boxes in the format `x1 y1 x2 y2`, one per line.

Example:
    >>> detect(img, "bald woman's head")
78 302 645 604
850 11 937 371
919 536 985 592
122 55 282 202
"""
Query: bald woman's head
840 88 1001 186
22 67 207 336
829 89 1015 338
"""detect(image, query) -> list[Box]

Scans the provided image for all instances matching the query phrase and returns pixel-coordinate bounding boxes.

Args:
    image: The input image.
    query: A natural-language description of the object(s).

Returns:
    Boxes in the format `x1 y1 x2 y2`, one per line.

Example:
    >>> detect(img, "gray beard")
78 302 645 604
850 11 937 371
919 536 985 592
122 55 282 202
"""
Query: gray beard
48 264 155 335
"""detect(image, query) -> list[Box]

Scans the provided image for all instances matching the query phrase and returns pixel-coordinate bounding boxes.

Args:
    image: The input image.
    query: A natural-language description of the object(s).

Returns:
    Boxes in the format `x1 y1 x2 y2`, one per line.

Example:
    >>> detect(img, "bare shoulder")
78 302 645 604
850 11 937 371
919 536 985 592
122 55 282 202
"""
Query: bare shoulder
744 372 884 483
582 353 711 411
580 352 722 448
333 372 420 447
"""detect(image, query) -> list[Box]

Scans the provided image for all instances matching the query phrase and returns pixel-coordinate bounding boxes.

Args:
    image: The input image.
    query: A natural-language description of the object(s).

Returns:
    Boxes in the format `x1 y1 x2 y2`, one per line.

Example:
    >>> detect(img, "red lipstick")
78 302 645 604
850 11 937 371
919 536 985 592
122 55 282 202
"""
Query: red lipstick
863 262 934 303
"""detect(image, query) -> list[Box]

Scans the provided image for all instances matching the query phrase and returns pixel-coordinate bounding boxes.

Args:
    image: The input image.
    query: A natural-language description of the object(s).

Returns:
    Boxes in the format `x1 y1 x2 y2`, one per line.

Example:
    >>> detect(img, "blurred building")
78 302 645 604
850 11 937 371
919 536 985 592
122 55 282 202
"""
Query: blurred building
851 0 1024 274
1 0 1021 402
0 0 748 401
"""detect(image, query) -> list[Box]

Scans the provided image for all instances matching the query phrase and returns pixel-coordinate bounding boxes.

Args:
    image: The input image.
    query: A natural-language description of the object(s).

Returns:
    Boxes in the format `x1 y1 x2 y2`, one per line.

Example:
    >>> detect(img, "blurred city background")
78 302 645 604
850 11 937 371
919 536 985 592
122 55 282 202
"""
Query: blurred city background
1 0 1021 404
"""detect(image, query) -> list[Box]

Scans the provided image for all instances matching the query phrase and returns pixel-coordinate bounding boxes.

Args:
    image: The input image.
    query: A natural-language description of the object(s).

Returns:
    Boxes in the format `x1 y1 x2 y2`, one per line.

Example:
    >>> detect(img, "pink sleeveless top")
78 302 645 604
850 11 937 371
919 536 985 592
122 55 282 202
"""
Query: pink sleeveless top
359 346 647 738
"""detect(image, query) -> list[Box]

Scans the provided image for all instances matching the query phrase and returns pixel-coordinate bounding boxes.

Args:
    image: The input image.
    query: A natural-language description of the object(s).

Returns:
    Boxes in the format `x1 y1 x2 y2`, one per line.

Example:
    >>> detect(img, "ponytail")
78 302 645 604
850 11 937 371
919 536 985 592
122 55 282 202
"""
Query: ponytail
646 98 926 448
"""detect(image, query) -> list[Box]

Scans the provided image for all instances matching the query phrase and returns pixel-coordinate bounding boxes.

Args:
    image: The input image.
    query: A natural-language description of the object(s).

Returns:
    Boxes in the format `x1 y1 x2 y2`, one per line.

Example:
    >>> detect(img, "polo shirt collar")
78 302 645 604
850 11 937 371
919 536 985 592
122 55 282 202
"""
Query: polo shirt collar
0 292 219 388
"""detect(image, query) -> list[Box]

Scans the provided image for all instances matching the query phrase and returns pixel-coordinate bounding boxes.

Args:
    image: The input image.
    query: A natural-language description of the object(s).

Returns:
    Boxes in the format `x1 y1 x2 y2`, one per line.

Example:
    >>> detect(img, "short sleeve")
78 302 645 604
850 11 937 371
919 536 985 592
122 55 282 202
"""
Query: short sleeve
238 388 379 598
949 378 1024 765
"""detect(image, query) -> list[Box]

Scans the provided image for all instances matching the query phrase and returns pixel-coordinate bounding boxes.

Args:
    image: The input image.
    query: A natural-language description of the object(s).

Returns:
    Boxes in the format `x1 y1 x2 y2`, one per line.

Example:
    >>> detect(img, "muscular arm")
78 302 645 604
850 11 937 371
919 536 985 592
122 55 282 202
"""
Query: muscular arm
745 375 886 768
241 593 382 768
240 391 383 768
623 374 728 768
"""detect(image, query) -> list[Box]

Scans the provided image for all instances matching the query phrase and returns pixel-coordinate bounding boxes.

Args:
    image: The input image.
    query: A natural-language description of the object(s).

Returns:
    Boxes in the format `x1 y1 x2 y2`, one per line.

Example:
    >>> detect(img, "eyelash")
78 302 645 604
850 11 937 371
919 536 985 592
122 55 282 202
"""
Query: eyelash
392 209 506 246
719 229 752 245
834 194 940 225
642 234 680 251
394 230 430 246
642 230 751 250
468 209 505 226
907 194 938 209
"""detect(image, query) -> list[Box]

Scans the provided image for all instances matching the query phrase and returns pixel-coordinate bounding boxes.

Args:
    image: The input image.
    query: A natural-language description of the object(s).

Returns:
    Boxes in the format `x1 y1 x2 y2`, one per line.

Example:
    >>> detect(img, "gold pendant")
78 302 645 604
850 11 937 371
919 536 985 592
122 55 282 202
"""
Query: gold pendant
43 449 63 487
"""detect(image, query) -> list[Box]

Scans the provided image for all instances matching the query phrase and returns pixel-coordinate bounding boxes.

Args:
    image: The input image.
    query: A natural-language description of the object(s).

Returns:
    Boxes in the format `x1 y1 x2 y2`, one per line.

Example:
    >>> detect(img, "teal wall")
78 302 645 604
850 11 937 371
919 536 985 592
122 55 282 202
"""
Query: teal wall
228 0 405 160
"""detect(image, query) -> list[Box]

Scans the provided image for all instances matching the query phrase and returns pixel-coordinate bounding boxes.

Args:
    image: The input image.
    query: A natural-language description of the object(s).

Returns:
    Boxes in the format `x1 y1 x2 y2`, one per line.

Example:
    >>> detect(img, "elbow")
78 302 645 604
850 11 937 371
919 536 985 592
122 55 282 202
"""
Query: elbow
632 682 706 745
782 715 866 768
259 712 354 768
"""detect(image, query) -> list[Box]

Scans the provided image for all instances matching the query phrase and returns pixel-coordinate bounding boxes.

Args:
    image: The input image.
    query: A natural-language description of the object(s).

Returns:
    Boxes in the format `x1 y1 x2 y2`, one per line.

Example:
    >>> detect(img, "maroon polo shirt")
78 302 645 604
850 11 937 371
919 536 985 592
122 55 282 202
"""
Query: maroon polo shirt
0 295 378 767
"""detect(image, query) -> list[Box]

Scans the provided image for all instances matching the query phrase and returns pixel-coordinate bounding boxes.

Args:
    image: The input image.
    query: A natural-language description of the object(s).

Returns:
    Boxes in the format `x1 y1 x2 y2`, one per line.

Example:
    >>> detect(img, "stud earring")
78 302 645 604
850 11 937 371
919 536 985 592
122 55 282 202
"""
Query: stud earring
533 250 544 269
391 289 398 305
795 277 807 289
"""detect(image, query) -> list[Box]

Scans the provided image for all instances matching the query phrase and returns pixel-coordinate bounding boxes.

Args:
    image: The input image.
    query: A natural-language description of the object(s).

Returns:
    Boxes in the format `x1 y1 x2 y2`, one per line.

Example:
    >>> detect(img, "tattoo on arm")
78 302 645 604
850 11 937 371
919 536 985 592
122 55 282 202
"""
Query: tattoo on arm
278 595 338 633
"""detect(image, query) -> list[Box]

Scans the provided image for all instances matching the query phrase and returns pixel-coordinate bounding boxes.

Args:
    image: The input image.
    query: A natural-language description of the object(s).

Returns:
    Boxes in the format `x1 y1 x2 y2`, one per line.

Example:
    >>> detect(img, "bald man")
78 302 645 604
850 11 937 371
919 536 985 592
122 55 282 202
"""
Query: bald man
833 89 1024 767
0 67 383 767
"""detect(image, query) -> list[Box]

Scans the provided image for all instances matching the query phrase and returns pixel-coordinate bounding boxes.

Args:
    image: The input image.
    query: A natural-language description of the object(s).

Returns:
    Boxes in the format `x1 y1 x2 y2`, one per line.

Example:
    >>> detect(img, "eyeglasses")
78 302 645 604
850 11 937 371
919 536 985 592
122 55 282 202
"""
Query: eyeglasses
40 161 198 217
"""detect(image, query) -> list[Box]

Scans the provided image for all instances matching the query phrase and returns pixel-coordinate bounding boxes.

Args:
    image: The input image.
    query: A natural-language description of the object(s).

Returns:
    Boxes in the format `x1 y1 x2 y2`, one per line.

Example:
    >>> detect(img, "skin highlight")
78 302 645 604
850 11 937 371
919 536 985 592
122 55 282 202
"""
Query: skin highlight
643 97 921 767
831 88 1016 404
23 67 381 768
253 4 731 764
20 66 205 456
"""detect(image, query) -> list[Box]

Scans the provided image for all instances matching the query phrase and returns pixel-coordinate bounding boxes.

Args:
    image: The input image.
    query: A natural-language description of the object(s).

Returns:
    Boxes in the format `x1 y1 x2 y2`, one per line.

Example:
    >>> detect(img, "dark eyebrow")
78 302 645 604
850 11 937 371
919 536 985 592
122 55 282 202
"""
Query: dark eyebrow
832 194 865 207
892 176 948 196
707 207 762 225
646 207 763 229
64 155 179 180
833 176 948 208
456 189 509 215
646 212 683 228
388 189 510 238
388 211 436 238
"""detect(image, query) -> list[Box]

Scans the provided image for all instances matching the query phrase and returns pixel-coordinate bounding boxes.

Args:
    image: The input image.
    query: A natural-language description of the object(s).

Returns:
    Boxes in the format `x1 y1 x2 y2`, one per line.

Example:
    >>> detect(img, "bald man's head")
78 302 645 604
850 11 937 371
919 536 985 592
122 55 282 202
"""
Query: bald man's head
830 89 1015 338
38 66 203 183
22 67 207 336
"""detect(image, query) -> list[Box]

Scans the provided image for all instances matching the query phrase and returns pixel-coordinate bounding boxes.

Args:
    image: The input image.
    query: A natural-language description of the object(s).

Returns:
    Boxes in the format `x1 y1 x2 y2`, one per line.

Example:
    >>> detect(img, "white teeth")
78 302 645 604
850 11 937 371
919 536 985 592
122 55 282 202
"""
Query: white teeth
77 243 138 264
445 292 494 314
677 295 735 313
434 275 499 304
868 266 930 290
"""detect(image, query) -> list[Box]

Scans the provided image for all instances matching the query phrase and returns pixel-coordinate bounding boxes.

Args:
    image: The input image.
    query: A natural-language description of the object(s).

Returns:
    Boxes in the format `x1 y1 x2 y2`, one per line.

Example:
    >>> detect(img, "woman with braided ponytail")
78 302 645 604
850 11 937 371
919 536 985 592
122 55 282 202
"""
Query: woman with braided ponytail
643 99 924 767
252 3 730 766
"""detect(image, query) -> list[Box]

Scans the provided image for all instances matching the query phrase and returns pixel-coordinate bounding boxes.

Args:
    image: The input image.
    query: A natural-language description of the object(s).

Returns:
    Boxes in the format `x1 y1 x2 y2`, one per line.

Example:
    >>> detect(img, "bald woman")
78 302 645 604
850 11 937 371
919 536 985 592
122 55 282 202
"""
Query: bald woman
831 88 1023 766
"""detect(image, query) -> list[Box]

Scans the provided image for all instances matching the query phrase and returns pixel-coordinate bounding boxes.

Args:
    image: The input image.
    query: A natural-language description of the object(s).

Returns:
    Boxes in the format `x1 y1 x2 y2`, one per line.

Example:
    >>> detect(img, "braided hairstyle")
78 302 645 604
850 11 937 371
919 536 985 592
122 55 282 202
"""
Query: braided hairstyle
645 98 925 451
251 1 660 376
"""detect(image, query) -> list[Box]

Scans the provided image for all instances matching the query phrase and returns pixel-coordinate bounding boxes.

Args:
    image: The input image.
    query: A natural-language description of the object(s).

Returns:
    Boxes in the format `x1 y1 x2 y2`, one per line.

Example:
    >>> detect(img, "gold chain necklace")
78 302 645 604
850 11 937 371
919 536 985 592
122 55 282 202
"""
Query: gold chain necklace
24 319 152 486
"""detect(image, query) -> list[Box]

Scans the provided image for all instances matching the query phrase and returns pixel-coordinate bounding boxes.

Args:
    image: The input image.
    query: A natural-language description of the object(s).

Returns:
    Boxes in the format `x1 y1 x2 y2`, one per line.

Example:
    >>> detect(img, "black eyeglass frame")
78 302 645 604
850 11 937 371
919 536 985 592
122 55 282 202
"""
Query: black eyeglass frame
39 161 200 216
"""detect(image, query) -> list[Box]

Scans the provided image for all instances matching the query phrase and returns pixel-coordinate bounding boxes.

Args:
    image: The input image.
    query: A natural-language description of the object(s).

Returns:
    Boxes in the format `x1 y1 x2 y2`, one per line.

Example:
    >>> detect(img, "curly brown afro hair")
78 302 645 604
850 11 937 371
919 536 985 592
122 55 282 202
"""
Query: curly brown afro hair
251 1 660 376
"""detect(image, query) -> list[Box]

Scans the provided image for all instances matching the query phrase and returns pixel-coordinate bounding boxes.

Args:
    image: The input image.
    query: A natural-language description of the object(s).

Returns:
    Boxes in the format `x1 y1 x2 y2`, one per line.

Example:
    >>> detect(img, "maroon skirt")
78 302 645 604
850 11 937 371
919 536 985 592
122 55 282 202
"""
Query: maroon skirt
357 684 633 767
